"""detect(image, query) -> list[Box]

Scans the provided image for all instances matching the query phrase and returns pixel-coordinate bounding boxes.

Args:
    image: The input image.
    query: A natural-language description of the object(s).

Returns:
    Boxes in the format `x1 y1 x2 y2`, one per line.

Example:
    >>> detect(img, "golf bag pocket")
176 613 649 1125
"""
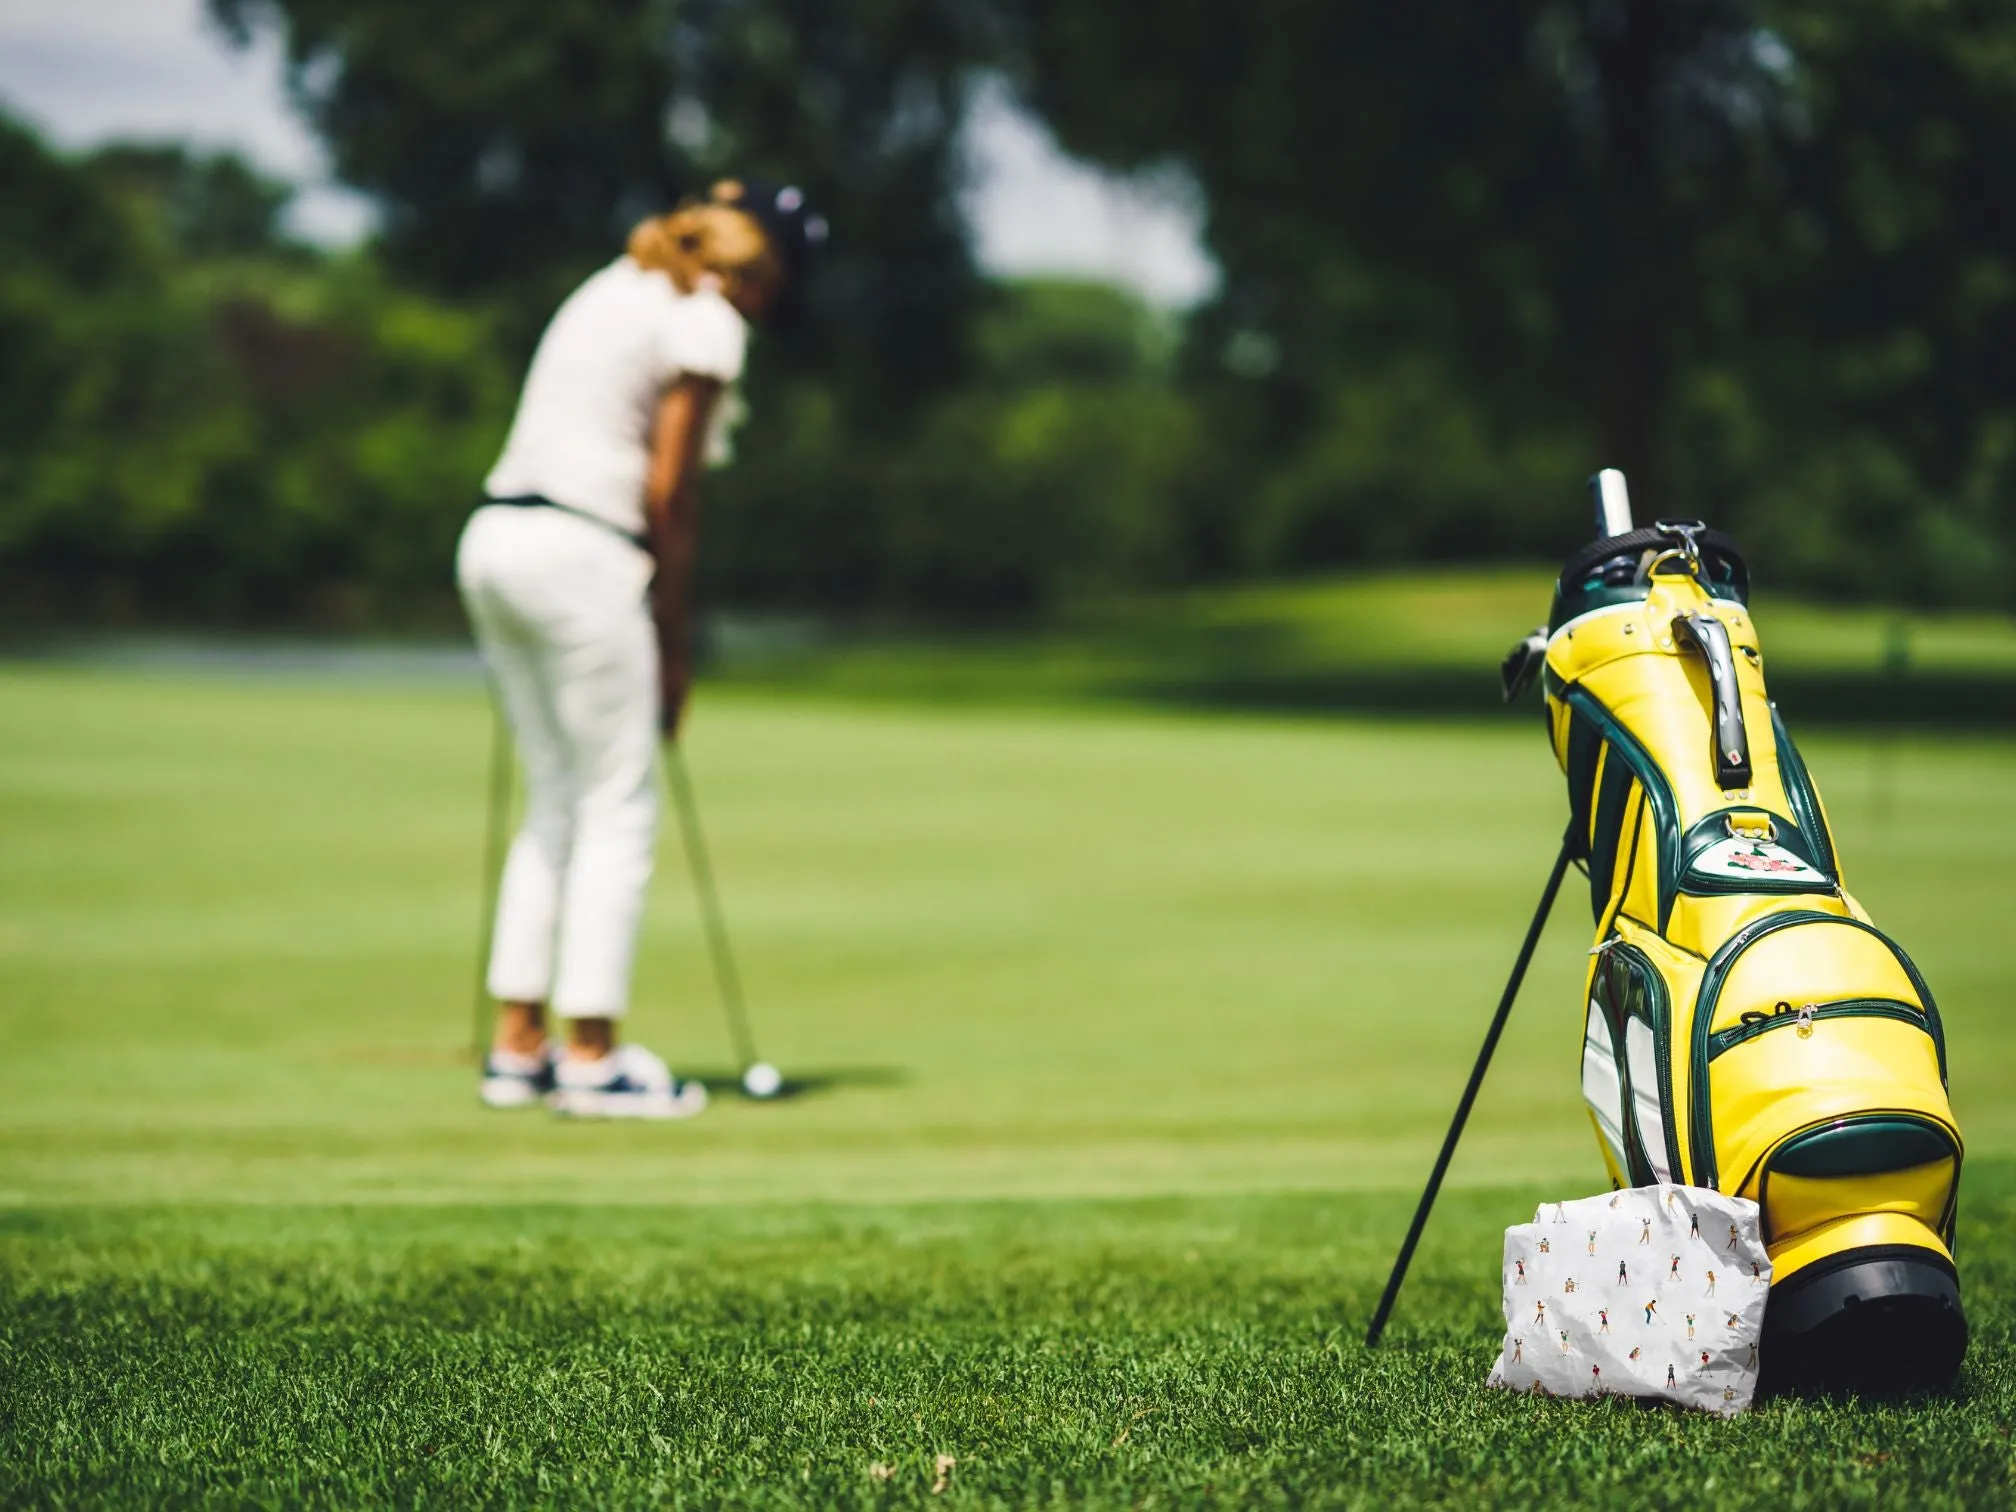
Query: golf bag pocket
1581 909 1958 1220
1691 910 1958 1256
1580 922 1703 1188
1488 1186 1770 1416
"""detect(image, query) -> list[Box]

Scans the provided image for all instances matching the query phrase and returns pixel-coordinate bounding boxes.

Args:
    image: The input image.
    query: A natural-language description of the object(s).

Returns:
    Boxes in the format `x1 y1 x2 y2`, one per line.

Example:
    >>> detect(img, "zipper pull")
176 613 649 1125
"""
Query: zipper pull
1795 1004 1816 1039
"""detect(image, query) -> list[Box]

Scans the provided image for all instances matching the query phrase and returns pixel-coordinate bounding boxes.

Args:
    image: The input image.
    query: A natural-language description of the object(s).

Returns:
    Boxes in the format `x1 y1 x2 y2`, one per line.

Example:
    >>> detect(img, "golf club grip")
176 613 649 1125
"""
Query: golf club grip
1364 832 1574 1348
1590 469 1634 539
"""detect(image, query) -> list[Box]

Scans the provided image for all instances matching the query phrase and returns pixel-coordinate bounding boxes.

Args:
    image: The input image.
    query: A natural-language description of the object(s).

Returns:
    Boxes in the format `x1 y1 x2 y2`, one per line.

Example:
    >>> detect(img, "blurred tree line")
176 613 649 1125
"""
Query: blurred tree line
3 0 2012 627
1011 0 2016 607
0 115 515 624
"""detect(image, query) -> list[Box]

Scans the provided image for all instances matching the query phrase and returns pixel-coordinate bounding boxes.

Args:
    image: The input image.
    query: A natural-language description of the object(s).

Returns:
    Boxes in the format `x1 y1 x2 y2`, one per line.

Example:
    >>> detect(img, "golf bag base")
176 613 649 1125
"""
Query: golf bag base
1761 1241 1966 1395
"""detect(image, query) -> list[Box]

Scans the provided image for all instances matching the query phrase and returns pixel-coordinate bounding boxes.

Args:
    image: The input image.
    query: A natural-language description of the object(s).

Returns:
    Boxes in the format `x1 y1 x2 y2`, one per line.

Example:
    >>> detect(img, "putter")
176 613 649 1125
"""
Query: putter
666 747 782 1098
471 700 515 1066
1364 828 1575 1348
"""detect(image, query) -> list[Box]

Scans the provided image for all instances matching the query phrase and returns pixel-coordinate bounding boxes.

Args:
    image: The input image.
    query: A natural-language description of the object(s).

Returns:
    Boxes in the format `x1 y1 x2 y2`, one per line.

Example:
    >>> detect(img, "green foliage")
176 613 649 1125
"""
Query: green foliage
0 116 514 626
84 143 295 258
0 111 1208 627
698 279 1203 618
211 0 989 393
12 1 2016 624
1013 0 2016 605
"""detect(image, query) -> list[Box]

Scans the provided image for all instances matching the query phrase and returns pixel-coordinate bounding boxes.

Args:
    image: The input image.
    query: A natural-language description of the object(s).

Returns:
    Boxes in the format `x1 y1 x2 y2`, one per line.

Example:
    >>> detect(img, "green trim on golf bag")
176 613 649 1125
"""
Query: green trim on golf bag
1540 535 1963 1305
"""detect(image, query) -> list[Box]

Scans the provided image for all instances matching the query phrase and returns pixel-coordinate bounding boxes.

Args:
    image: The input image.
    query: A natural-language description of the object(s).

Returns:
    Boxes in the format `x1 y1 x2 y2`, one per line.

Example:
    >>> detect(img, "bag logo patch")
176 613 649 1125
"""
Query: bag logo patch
1689 837 1828 888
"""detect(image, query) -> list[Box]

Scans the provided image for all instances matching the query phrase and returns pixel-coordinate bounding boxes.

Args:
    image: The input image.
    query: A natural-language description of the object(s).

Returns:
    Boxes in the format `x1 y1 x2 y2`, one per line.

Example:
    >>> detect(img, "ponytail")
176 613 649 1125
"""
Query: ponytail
627 203 784 308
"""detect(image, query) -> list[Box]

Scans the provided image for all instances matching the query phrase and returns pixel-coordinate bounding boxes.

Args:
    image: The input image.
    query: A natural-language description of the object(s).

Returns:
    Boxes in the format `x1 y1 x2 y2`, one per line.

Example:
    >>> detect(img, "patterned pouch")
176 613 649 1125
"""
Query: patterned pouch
1487 1186 1772 1415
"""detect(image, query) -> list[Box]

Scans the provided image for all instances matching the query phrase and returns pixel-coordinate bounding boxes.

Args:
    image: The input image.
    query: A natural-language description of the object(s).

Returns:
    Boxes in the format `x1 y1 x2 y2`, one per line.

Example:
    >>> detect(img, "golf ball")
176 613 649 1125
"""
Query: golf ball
742 1061 782 1098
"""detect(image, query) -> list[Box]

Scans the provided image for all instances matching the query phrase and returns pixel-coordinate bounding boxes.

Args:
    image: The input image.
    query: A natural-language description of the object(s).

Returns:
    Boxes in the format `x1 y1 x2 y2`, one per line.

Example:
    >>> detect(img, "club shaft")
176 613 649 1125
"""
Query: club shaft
471 703 513 1065
667 749 760 1068
1363 830 1575 1347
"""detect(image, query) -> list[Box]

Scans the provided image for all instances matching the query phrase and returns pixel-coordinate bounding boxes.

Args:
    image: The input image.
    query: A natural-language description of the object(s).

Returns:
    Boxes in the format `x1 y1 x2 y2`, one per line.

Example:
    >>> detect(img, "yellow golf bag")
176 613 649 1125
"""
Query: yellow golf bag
1506 484 1965 1391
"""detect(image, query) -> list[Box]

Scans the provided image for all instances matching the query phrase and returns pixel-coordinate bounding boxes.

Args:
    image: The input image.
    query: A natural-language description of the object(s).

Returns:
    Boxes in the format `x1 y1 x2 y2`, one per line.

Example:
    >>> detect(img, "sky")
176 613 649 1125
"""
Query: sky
0 0 1218 308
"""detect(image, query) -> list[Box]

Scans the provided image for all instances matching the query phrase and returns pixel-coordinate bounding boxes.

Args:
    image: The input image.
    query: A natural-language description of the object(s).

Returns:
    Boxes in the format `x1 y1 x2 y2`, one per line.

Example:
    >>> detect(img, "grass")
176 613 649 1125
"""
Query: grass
8 1190 2016 1509
3 659 2015 1507
709 567 2016 723
31 565 2016 721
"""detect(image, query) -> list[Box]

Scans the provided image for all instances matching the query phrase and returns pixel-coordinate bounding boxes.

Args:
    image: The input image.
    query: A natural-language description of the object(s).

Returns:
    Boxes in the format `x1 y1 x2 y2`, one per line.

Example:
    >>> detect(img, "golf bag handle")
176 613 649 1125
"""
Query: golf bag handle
1672 611 1753 790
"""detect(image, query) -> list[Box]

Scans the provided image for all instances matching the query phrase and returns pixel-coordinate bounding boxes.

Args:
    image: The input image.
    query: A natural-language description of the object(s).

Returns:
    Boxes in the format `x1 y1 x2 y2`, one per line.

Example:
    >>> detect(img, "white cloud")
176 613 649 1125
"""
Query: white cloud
0 0 374 242
960 76 1219 309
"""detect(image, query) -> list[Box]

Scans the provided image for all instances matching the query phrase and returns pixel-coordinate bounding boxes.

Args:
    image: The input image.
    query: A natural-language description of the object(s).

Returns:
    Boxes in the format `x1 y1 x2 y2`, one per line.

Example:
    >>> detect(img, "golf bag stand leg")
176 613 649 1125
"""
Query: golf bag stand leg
1363 827 1576 1347
471 700 515 1065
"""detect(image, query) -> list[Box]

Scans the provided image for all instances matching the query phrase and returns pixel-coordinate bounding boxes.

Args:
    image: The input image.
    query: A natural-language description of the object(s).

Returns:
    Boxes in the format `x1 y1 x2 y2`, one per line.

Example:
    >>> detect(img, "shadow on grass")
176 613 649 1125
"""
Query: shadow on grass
18 610 2016 729
724 612 2016 729
1030 666 2016 728
688 1065 910 1102
1096 619 2016 726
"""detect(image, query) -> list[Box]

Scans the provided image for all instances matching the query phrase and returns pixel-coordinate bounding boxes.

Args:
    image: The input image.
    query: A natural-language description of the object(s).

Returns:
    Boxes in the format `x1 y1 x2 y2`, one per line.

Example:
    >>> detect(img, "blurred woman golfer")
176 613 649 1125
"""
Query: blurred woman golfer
458 180 823 1118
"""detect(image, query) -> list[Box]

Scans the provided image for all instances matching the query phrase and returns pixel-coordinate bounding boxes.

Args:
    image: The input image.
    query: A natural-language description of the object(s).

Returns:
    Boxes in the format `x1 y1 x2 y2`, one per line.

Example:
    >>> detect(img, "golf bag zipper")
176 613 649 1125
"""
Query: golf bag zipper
1707 997 1932 1059
1688 910 1948 1188
1687 908 1840 1187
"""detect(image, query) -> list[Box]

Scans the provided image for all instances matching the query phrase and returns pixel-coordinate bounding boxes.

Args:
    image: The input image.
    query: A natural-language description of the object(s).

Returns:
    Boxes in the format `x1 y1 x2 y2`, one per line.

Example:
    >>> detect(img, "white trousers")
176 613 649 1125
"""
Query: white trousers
457 505 660 1018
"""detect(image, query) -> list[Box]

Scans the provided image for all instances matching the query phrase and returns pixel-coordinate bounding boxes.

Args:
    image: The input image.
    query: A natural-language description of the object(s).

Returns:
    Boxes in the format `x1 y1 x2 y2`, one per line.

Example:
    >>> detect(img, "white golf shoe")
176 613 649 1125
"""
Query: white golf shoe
548 1044 708 1120
480 1044 557 1109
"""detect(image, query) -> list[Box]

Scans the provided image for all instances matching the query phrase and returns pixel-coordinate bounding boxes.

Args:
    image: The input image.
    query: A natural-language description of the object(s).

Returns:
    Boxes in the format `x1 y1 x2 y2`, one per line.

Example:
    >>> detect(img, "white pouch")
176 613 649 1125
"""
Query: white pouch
1486 1186 1773 1415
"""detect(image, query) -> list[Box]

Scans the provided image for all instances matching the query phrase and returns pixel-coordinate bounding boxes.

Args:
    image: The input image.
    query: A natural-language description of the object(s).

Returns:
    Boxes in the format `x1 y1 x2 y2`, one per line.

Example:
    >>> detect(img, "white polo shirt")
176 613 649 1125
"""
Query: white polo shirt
484 257 749 537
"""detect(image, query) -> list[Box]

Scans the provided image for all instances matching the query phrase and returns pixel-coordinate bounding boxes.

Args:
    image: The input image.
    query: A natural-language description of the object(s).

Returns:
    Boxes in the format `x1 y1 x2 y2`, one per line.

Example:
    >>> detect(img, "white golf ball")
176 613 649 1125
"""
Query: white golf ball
742 1061 783 1098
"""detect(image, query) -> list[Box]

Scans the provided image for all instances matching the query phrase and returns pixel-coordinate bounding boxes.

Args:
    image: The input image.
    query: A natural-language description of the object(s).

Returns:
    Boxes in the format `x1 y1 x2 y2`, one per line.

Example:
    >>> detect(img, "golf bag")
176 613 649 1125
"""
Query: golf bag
1505 496 1966 1390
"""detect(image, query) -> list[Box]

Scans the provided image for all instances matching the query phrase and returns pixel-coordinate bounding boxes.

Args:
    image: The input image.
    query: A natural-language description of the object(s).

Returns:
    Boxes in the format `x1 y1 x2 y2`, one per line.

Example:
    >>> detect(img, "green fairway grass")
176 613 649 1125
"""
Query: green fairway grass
3 665 2014 1506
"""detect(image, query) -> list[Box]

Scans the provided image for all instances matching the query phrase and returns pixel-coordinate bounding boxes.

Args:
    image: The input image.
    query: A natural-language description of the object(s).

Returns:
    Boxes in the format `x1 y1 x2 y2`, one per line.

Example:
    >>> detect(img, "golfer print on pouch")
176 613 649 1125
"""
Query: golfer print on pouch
1486 1189 1771 1414
458 179 826 1119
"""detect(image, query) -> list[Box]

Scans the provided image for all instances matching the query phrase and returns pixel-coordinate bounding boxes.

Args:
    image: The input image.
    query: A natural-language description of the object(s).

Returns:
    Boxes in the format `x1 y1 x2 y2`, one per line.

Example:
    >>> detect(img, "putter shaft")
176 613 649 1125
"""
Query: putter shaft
471 702 515 1066
667 749 761 1070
